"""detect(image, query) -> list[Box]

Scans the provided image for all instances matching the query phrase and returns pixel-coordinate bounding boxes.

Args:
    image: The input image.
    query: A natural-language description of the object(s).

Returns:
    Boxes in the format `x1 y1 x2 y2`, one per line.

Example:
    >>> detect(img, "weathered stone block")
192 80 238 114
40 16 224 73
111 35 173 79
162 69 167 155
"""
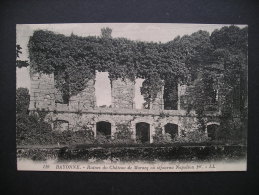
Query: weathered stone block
111 78 134 109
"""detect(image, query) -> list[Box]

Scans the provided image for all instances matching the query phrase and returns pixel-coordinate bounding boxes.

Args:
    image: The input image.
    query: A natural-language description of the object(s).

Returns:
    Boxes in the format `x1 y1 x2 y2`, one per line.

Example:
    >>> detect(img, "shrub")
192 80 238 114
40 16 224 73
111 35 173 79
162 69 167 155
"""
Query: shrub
152 127 172 144
217 117 246 144
94 132 111 144
113 124 134 144
70 130 94 144
17 112 95 146
174 130 211 143
16 112 53 145
16 88 30 114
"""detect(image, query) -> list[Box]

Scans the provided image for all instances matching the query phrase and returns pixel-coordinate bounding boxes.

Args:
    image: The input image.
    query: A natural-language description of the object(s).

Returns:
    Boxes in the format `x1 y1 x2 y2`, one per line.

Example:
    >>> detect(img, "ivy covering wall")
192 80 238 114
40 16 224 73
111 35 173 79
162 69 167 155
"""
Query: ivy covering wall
28 26 247 117
28 29 208 102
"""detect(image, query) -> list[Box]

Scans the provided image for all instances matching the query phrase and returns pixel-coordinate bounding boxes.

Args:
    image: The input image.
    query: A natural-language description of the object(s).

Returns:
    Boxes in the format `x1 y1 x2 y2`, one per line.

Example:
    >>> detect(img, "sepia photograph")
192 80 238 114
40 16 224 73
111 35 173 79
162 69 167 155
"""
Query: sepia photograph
16 23 248 172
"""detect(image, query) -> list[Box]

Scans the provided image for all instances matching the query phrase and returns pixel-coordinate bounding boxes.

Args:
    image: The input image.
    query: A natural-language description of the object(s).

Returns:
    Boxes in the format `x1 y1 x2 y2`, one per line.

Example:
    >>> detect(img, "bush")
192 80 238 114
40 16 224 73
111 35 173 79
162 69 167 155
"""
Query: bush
94 132 111 144
153 127 172 144
174 130 211 143
16 112 53 145
217 117 246 144
16 88 30 114
112 124 134 144
17 112 95 146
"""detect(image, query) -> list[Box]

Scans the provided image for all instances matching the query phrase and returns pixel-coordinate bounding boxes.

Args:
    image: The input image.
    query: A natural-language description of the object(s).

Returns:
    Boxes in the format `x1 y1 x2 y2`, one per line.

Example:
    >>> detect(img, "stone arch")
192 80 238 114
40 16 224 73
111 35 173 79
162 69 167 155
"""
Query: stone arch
164 123 178 140
93 116 116 138
130 117 155 143
206 122 220 140
159 117 181 136
136 122 150 143
96 121 112 139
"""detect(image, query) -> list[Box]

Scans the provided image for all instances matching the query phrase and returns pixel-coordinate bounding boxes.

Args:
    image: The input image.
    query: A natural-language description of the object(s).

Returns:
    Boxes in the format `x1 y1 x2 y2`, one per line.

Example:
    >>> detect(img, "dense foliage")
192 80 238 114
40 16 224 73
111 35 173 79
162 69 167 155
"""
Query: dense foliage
16 45 29 68
16 88 95 145
152 127 172 144
25 25 248 144
28 28 192 100
28 26 247 113
16 88 30 114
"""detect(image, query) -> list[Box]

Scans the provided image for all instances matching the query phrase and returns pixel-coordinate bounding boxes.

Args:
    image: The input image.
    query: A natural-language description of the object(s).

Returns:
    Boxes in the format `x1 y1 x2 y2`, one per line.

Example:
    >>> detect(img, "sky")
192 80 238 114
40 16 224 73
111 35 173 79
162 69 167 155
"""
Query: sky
16 23 247 107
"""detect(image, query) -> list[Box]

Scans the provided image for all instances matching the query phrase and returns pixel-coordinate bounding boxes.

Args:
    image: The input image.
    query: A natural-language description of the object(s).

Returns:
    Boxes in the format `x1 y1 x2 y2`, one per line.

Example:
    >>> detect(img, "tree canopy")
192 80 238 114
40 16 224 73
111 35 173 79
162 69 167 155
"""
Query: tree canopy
16 45 29 68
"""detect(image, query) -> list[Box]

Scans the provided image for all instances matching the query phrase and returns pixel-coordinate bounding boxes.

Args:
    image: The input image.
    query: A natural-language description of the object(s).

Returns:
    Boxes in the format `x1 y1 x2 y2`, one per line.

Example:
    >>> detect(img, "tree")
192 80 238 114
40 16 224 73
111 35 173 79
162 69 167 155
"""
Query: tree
16 45 29 68
16 87 30 114
101 27 112 39
185 25 248 142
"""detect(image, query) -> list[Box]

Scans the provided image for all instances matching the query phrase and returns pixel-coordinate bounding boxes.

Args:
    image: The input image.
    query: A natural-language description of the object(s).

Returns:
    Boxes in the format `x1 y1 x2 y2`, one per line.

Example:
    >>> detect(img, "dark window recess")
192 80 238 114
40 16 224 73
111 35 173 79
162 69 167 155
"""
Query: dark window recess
205 78 217 103
54 72 70 104
204 78 218 111
207 124 219 140
163 80 178 110
165 123 178 139
136 122 150 143
96 121 111 139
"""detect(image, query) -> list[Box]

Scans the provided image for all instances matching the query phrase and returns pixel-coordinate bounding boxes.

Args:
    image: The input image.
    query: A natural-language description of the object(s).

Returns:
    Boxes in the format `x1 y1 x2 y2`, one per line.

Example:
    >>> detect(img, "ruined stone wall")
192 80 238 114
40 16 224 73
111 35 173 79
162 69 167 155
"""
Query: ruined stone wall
30 72 96 112
45 111 218 142
151 87 163 110
30 71 221 143
69 79 96 110
111 78 135 109
29 72 55 111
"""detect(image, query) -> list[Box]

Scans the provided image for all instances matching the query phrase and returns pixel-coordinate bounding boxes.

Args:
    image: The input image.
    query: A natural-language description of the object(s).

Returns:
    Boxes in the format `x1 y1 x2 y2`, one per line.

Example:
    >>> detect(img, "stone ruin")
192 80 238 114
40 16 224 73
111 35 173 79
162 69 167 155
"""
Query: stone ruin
29 71 221 143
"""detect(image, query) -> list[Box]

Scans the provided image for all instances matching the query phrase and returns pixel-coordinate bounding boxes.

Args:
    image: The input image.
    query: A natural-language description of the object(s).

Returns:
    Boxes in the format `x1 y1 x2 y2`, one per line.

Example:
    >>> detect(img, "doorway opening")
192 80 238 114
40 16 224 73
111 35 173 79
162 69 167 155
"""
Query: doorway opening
136 122 150 143
96 121 111 139
164 123 178 140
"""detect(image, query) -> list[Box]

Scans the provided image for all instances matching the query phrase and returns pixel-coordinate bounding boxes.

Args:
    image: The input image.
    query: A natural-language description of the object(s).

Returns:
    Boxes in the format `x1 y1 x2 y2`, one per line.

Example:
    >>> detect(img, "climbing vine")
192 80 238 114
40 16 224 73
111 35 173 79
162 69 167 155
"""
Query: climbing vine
28 25 247 120
28 29 212 102
29 30 208 101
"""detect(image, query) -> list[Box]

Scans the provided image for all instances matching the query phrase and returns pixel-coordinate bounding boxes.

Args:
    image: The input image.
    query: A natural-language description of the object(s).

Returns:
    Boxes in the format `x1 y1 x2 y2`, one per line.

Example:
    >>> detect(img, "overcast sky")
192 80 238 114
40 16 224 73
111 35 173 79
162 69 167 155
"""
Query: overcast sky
16 23 246 107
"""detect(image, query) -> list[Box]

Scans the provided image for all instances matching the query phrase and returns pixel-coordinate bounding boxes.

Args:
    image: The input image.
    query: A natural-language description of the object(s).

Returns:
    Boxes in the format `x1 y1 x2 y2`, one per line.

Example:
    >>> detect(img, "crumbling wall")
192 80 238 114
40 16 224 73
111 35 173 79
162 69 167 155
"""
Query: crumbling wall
29 72 55 111
151 87 163 110
46 111 216 143
29 71 221 142
111 78 135 109
70 79 96 110
29 72 96 112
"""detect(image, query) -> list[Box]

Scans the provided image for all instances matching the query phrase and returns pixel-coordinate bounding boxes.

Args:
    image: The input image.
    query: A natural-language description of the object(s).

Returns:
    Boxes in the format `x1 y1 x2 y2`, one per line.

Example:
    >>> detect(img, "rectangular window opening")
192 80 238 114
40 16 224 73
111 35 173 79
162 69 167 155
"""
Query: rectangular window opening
163 79 178 110
54 71 70 104
134 78 149 109
95 71 112 108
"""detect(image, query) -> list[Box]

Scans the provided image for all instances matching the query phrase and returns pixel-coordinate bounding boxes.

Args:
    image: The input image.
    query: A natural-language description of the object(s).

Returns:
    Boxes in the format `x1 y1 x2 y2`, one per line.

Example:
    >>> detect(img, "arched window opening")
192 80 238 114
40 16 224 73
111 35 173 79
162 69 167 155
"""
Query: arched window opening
207 124 219 140
53 120 69 131
164 123 178 139
96 121 111 139
136 122 150 143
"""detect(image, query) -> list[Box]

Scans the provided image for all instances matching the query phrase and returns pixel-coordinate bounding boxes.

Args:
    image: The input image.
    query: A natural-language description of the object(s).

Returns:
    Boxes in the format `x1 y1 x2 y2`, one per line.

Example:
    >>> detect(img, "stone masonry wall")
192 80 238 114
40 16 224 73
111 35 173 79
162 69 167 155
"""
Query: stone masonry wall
111 78 135 109
30 72 96 112
69 79 96 111
29 72 55 111
151 87 163 110
45 111 219 142
30 72 221 143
